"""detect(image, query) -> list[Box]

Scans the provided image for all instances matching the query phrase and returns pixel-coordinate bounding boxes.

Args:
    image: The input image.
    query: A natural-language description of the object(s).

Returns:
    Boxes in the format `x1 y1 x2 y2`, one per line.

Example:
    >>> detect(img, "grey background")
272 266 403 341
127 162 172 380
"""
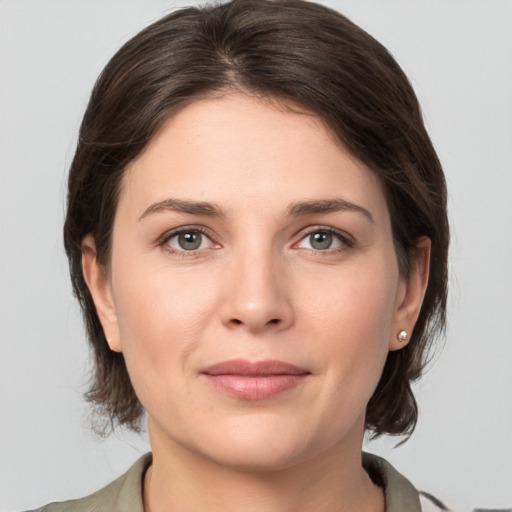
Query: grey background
1 1 511 510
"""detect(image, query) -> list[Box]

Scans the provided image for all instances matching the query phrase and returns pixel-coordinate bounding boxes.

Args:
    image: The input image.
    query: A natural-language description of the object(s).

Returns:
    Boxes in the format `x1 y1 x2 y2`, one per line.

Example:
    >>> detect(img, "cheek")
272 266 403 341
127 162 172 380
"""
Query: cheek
109 262 225 423
110 257 221 375
300 258 399 391
302 256 398 340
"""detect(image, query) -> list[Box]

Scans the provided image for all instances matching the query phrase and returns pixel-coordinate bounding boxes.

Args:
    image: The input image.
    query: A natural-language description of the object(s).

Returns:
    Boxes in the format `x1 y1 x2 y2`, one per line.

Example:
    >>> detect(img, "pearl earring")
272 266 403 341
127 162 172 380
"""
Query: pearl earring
397 330 408 343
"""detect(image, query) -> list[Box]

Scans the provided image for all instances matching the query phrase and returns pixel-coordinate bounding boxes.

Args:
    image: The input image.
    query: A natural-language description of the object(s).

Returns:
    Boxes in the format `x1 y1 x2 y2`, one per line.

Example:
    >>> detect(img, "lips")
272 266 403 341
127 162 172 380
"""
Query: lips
200 359 310 400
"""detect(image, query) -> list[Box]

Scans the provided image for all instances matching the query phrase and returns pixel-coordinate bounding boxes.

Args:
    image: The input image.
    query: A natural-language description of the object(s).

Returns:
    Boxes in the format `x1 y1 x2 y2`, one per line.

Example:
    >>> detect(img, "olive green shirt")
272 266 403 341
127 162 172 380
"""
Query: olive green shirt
26 452 440 512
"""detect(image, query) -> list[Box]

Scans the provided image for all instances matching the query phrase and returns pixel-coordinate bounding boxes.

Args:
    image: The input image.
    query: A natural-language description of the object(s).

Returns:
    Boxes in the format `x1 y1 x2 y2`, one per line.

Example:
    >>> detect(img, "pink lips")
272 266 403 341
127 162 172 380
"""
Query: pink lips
201 359 310 400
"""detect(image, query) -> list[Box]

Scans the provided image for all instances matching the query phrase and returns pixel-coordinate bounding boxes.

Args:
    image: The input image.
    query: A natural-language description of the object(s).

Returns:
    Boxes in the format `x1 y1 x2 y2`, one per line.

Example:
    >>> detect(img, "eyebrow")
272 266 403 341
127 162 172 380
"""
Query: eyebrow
138 197 374 223
286 198 374 223
138 198 226 221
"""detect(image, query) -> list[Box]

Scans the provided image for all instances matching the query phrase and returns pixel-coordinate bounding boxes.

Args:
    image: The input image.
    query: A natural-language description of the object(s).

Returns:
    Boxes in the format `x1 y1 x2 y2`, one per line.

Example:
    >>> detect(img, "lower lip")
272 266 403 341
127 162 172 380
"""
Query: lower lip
202 374 309 400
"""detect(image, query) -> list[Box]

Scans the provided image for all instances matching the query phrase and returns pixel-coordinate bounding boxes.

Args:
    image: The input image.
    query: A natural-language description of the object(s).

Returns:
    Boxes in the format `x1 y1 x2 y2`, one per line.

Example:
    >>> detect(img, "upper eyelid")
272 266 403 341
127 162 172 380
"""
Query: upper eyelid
293 225 354 243
159 225 214 244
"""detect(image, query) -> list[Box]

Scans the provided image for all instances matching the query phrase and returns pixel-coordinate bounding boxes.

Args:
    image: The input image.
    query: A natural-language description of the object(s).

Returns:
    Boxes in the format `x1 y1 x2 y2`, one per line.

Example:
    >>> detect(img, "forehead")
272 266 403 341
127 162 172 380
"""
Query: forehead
119 93 388 221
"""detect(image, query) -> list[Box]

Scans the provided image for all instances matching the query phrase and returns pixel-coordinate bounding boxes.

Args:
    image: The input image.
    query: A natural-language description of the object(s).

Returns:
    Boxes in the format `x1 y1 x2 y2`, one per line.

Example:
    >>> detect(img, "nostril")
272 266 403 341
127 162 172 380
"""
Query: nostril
229 318 280 327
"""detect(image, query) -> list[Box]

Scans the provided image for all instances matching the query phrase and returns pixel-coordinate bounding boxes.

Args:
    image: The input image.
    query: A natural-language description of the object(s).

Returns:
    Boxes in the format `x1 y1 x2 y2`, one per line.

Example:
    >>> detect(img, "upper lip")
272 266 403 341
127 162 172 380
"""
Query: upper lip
201 359 310 376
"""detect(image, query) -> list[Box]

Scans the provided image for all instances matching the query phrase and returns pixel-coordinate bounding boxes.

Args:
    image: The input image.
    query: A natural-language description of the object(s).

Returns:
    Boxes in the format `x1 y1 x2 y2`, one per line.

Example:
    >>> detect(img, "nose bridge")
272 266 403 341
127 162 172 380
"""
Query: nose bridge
221 238 293 332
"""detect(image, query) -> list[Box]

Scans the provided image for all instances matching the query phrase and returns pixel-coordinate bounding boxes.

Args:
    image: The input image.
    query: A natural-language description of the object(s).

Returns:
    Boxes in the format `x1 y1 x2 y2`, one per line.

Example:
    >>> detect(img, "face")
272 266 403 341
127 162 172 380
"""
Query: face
84 94 428 471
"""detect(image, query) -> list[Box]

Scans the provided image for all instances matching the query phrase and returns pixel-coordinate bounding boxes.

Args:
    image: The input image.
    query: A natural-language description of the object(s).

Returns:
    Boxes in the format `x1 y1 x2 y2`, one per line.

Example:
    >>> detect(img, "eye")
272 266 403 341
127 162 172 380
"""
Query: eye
296 229 349 251
165 230 211 251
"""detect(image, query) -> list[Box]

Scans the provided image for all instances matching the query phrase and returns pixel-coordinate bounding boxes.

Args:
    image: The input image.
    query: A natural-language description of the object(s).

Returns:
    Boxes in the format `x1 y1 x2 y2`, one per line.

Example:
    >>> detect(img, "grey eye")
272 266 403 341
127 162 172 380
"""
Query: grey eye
178 232 202 250
309 231 333 250
167 231 209 251
296 230 345 251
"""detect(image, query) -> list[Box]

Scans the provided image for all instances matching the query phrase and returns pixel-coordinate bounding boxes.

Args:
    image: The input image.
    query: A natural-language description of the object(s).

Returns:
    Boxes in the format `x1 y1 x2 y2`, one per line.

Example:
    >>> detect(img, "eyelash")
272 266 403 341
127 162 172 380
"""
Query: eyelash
158 225 354 257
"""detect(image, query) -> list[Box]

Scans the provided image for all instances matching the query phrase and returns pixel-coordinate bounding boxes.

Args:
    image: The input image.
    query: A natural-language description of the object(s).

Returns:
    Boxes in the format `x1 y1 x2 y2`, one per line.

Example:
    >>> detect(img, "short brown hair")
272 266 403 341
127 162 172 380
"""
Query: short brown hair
64 0 449 437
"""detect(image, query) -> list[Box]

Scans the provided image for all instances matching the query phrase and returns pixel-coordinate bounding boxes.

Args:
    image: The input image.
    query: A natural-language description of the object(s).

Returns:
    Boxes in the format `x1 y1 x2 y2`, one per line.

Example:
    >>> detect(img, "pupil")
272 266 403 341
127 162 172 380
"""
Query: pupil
311 232 332 250
179 232 201 250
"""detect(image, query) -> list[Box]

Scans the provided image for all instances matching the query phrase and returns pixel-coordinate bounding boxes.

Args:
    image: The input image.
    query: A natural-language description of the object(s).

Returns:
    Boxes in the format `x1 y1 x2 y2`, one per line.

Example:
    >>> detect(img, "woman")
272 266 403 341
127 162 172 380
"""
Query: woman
30 0 449 510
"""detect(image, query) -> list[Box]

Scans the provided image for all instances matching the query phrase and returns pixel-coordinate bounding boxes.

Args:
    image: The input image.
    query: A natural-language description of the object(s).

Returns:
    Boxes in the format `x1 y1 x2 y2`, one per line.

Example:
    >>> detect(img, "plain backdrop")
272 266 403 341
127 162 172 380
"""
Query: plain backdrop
1 1 511 511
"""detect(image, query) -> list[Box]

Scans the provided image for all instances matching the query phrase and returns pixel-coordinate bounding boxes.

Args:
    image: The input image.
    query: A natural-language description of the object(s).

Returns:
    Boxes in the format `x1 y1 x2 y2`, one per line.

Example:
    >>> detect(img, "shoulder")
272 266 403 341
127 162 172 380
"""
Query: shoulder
363 452 449 512
23 453 152 512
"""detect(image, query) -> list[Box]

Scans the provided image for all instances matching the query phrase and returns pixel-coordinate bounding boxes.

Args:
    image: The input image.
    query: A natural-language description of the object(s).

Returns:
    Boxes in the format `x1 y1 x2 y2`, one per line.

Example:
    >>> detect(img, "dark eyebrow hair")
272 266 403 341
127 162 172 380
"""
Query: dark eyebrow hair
138 198 226 221
138 197 374 223
286 198 374 223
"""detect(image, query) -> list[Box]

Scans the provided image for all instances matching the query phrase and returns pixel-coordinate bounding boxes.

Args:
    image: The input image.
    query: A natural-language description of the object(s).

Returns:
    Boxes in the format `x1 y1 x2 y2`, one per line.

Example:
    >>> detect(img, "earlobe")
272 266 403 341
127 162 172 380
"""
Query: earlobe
389 237 431 351
81 235 122 353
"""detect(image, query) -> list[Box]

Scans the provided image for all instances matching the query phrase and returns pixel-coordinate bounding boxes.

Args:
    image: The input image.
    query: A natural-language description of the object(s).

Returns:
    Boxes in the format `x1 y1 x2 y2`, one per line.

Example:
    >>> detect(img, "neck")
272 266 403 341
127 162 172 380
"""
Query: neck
144 423 384 512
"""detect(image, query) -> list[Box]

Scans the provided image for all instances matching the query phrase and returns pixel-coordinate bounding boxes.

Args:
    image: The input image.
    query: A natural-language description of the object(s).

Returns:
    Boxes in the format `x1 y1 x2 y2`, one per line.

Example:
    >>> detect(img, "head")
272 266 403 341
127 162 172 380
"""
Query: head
64 0 448 444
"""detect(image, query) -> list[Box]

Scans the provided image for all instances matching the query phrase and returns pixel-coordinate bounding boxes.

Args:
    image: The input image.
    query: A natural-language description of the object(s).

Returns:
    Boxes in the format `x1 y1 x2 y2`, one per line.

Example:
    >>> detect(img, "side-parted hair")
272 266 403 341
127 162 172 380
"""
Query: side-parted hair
63 0 449 437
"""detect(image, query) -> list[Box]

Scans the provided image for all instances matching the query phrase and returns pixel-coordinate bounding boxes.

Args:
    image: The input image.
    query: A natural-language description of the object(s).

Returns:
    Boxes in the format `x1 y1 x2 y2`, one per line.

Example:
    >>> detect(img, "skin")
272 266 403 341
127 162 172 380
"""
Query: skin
82 94 430 512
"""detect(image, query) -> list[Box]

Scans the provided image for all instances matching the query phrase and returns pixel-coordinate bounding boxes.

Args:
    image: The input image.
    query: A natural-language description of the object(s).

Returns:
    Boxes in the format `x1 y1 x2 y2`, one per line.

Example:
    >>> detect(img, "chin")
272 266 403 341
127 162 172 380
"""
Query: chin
203 439 307 473
188 414 329 473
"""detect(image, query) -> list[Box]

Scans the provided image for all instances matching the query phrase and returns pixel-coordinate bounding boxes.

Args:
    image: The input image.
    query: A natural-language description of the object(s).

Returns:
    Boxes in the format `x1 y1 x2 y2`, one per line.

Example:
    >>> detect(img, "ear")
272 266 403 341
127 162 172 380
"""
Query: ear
389 237 431 351
81 235 122 352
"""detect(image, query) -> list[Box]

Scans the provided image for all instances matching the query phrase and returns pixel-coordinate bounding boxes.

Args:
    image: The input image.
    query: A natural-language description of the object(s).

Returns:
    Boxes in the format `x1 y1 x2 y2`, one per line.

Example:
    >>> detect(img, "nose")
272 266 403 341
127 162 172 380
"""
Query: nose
219 248 294 334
